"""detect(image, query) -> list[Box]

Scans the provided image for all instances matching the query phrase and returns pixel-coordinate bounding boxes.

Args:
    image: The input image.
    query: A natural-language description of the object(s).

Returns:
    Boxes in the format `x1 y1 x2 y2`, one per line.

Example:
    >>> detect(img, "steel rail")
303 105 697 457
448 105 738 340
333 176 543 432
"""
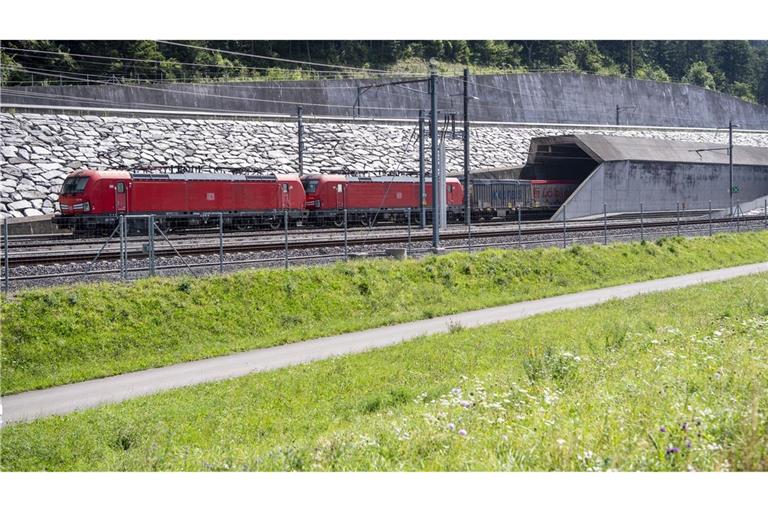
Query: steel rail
5 215 766 267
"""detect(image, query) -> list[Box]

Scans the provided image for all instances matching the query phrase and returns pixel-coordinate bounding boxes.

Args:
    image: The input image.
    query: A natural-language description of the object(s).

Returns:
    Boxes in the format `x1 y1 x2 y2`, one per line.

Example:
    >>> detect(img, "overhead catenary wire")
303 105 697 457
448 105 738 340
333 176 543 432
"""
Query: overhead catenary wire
10 68 430 114
4 67 626 120
155 40 423 77
0 46 396 80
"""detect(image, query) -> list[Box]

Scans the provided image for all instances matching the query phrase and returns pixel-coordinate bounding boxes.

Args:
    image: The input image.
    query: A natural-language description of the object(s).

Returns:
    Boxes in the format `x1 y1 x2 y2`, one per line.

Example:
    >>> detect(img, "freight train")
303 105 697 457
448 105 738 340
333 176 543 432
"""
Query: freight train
53 169 577 234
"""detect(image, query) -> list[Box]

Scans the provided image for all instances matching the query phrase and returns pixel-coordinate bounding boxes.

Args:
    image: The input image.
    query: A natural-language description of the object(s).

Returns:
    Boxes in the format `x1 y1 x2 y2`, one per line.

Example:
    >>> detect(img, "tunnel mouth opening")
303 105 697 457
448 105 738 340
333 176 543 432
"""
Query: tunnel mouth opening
520 141 600 183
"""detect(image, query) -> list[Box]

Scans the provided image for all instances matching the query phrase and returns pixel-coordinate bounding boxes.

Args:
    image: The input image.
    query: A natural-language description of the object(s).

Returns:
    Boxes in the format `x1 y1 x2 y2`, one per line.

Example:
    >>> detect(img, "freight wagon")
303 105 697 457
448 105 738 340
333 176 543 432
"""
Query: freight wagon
466 179 578 220
54 169 306 234
302 174 465 226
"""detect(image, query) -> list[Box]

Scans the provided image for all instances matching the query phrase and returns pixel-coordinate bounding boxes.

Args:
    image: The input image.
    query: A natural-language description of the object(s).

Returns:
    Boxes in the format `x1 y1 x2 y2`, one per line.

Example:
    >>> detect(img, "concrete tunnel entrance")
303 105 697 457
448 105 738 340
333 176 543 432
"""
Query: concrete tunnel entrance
520 140 600 182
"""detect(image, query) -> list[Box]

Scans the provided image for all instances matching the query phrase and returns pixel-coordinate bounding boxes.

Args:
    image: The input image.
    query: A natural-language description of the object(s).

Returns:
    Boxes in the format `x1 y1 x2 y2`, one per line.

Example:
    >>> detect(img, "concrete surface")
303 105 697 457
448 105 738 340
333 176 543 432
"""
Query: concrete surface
5 73 768 128
3 261 767 426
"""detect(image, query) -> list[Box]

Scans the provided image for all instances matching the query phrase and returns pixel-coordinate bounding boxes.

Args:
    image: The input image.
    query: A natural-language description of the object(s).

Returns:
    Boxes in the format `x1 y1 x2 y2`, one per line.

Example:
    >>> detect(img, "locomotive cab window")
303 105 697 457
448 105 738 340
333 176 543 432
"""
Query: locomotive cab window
60 176 89 195
115 182 125 193
302 179 319 193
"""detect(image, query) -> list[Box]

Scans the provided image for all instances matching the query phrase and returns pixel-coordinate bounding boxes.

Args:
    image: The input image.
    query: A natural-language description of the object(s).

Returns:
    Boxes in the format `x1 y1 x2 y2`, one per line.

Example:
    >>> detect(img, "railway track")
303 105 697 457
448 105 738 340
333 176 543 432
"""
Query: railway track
5 214 765 267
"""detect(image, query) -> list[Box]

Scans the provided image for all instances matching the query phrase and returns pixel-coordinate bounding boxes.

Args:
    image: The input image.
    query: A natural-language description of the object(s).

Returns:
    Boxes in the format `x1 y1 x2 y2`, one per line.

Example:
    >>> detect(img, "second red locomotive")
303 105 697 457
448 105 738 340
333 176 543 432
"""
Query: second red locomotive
302 174 465 226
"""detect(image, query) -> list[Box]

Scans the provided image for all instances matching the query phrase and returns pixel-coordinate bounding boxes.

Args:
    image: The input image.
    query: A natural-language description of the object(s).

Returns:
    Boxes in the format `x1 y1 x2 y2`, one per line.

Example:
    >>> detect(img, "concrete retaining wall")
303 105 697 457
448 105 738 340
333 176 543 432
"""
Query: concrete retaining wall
555 161 768 220
5 73 768 129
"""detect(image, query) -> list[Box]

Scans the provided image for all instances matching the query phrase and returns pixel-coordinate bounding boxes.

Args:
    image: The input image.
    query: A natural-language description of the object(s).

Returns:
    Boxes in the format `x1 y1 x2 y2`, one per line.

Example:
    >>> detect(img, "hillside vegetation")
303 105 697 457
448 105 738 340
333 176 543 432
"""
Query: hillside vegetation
2 231 768 395
2 40 768 105
2 273 766 471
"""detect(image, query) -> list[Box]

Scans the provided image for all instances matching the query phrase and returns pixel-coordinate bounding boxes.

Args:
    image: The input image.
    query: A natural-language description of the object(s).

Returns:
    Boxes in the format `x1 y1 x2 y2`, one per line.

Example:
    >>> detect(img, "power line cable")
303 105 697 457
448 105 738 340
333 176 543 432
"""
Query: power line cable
155 40 422 77
11 68 428 113
0 46 386 78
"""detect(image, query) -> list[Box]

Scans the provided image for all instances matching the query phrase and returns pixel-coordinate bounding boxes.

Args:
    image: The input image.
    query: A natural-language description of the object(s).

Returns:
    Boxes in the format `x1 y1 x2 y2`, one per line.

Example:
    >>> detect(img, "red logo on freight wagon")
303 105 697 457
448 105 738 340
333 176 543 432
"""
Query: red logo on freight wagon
206 193 215 201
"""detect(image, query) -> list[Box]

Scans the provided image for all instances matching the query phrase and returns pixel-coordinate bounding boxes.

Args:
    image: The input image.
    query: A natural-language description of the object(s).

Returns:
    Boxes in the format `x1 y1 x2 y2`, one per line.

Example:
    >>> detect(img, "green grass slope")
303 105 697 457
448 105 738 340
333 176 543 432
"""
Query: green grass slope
2 232 768 394
2 273 766 471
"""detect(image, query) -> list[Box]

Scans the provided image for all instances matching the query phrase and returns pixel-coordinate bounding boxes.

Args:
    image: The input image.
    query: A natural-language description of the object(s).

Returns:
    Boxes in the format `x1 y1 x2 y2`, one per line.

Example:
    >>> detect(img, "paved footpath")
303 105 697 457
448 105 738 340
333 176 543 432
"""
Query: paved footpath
3 262 767 426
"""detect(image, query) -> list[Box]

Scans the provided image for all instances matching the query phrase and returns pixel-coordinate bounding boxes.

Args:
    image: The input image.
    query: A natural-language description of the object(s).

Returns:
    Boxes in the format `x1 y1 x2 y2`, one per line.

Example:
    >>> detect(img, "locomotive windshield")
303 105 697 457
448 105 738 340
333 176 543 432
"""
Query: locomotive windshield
302 179 319 193
60 176 90 195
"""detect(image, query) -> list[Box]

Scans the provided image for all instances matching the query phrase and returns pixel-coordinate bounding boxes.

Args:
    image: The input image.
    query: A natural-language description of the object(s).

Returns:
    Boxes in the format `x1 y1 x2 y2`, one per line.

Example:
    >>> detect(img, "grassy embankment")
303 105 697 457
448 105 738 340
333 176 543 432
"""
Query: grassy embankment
2 232 768 395
2 273 766 471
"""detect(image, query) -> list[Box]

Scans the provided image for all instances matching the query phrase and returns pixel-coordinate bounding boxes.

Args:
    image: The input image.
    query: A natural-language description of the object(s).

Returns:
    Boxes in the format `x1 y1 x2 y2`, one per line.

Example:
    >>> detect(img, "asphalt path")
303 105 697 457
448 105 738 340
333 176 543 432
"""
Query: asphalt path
3 262 767 426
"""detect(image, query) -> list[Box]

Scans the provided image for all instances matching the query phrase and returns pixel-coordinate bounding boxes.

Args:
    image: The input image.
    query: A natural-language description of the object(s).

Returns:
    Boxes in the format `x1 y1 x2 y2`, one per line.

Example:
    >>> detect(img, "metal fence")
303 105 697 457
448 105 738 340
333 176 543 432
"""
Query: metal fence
2 199 768 293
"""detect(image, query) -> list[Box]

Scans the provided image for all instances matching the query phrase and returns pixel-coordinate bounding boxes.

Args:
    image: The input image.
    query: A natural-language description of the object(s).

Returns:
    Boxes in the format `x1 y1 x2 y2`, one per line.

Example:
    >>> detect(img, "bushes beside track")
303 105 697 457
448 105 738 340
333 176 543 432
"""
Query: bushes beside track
2 231 768 394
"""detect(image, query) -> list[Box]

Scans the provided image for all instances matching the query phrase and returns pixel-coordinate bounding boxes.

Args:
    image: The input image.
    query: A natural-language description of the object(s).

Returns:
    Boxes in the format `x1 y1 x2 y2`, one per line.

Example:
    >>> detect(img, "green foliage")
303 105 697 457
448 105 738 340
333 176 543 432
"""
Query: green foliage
2 232 768 395
2 274 767 471
732 81 757 103
683 61 717 90
636 65 671 82
2 40 767 104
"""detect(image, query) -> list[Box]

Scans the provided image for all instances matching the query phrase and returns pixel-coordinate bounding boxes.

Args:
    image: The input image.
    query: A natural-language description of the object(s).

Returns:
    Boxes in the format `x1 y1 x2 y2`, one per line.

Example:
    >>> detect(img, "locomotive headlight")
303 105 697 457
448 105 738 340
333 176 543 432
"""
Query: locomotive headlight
82 201 91 212
315 199 321 207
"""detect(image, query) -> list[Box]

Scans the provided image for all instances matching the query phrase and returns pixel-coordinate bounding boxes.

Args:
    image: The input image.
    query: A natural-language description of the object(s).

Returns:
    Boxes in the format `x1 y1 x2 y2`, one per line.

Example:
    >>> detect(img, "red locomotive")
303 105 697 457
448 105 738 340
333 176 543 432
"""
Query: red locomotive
54 169 306 233
301 174 465 226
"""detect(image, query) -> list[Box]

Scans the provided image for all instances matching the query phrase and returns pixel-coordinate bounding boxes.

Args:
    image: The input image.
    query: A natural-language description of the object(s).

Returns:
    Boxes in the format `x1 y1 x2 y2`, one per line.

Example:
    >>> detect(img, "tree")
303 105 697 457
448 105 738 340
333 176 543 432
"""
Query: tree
636 65 670 82
683 61 716 90
732 82 757 103
758 58 768 105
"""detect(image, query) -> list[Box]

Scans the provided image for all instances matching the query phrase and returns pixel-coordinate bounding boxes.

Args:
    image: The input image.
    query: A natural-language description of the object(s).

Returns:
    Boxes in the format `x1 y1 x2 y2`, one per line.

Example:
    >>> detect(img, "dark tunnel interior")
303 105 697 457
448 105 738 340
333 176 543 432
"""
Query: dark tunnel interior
519 142 600 182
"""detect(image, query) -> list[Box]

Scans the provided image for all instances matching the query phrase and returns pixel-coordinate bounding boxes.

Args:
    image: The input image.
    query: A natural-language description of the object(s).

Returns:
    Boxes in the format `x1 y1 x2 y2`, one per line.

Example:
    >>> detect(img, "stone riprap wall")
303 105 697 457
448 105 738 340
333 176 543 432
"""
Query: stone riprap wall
3 111 768 218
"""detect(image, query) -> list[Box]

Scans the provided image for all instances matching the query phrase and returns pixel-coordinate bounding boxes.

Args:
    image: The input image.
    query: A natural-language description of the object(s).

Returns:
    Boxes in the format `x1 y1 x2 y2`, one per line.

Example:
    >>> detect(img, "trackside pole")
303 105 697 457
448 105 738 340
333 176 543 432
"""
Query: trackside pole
603 203 608 245
3 217 8 295
640 203 644 242
419 111 426 229
219 213 224 274
148 215 155 276
344 209 349 262
562 205 567 248
467 214 472 253
119 215 126 280
736 201 741 233
765 199 767 230
709 201 713 237
676 202 680 236
407 208 412 255
284 209 289 270
517 207 522 248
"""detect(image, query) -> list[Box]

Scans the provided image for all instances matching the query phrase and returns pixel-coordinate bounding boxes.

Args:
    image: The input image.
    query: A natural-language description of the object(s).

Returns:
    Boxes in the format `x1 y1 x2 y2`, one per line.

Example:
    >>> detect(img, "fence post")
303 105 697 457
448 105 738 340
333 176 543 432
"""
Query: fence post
219 213 224 274
640 203 644 242
676 202 680 237
284 209 289 270
467 210 472 253
3 217 8 295
407 208 412 255
119 215 126 280
562 205 567 248
709 200 713 237
344 208 348 262
148 215 155 276
517 207 522 248
603 203 607 245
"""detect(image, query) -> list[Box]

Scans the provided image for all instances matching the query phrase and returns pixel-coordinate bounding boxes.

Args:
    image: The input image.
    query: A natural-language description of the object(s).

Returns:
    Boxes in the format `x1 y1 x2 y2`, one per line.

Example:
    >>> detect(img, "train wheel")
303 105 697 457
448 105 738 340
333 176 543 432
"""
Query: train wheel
268 218 282 230
360 214 376 227
332 214 345 228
